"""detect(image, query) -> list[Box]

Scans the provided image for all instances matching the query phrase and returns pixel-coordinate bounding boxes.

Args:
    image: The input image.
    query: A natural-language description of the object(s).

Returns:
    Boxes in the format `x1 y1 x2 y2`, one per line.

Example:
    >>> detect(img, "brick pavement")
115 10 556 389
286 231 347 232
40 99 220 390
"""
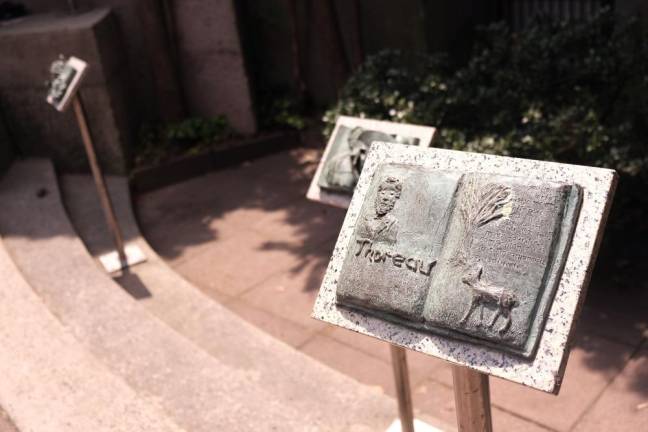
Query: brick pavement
136 141 647 432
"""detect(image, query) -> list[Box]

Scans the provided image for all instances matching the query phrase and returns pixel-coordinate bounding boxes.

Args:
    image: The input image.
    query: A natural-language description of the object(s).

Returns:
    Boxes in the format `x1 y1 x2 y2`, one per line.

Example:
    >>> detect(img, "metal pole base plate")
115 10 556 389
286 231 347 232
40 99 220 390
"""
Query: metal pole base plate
386 418 445 432
98 243 147 273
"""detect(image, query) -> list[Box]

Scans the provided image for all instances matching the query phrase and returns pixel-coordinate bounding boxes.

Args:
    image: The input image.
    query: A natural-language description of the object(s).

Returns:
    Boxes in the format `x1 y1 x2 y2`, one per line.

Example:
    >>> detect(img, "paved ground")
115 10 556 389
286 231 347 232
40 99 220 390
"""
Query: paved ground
136 136 648 432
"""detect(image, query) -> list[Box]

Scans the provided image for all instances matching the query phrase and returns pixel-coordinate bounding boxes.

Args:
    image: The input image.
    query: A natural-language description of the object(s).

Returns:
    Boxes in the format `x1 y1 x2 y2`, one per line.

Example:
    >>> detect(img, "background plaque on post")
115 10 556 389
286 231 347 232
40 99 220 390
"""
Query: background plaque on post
306 116 436 208
46 55 88 112
313 142 617 394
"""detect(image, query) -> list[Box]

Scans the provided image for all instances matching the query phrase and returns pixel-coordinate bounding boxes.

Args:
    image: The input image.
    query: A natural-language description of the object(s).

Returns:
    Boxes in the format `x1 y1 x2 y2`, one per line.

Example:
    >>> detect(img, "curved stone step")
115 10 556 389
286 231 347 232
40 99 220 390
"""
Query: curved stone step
0 238 185 432
0 159 395 432
0 160 319 431
60 173 401 431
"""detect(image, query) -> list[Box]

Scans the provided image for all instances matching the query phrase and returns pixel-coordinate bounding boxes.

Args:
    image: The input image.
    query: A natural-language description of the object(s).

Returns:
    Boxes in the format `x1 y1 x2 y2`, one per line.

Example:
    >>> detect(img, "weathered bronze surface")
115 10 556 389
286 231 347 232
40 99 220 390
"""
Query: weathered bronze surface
45 55 88 112
318 126 419 194
336 163 582 358
47 56 77 104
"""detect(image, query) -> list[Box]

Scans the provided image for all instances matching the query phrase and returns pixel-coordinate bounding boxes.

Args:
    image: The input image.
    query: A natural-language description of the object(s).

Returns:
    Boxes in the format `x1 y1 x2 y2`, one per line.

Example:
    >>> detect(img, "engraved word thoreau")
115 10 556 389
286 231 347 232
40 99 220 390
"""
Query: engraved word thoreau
354 239 435 276
353 175 436 277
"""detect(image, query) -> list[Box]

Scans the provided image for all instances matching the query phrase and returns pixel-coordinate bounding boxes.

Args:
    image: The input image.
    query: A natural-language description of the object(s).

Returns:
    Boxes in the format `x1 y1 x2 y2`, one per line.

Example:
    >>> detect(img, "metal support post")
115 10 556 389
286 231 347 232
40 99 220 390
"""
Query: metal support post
390 344 415 432
451 366 493 432
72 94 127 265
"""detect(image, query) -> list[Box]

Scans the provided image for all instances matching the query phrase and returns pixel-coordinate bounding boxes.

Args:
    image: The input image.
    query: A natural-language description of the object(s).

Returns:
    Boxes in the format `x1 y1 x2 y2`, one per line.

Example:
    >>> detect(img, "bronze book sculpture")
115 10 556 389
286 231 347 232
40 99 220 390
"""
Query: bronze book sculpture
336 163 582 359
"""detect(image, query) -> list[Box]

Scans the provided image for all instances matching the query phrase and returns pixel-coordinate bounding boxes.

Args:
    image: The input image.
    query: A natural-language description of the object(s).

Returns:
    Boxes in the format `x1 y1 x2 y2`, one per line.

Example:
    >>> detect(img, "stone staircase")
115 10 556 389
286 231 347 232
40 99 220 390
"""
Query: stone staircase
0 236 183 432
0 159 398 432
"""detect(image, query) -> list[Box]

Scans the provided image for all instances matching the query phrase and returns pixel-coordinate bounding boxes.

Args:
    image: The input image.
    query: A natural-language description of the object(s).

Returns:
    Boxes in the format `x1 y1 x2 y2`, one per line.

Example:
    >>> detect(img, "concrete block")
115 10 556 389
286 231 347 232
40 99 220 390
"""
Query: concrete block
0 9 120 87
0 9 133 174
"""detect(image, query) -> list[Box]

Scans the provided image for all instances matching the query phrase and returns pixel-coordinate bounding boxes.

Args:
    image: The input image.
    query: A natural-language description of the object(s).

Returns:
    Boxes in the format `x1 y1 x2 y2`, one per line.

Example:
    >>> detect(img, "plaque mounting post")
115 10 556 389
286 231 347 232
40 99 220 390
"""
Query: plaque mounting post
72 94 128 267
451 366 493 432
390 345 415 432
46 55 146 273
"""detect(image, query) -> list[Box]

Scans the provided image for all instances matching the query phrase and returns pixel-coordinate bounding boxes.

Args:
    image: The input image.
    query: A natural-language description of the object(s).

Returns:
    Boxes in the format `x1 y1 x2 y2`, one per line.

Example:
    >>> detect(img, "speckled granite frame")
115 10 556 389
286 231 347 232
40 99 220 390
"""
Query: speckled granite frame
312 142 618 394
306 116 436 208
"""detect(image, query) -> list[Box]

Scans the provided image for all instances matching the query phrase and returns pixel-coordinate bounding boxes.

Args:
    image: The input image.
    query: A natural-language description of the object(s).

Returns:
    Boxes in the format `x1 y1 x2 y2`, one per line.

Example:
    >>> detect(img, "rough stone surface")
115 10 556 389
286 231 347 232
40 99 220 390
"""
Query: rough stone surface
0 9 133 174
173 0 257 134
0 160 323 431
307 116 436 208
1 162 397 432
0 240 184 432
313 142 618 394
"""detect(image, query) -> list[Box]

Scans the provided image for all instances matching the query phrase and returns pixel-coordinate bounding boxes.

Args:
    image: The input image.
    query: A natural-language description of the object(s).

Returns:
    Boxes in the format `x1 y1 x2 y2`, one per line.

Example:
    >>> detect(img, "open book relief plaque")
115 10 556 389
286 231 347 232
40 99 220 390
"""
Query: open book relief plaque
337 163 582 358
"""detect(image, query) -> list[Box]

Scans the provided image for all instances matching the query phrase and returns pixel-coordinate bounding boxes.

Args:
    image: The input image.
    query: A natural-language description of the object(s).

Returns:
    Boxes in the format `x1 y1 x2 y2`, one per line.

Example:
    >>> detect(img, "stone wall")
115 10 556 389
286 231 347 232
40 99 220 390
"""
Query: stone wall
0 115 12 175
11 0 257 135
0 9 132 174
173 0 257 134
18 0 185 123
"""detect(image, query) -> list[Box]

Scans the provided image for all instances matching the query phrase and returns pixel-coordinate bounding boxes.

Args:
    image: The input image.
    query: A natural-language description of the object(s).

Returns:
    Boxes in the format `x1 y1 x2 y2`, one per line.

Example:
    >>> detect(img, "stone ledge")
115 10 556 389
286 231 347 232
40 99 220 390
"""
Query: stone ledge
131 130 301 193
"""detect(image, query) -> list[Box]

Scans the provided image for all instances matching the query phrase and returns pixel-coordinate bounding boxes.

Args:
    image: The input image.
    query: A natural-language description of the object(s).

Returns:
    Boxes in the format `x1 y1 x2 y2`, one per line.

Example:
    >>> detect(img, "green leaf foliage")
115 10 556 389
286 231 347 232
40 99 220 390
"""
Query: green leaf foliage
327 10 647 174
325 9 648 278
135 116 232 168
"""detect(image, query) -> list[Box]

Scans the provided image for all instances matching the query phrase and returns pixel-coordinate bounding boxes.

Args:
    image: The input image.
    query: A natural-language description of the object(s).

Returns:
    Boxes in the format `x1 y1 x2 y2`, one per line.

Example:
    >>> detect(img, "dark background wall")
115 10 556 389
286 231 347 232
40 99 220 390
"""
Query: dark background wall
17 0 645 121
15 0 648 116
1 0 645 174
238 0 499 107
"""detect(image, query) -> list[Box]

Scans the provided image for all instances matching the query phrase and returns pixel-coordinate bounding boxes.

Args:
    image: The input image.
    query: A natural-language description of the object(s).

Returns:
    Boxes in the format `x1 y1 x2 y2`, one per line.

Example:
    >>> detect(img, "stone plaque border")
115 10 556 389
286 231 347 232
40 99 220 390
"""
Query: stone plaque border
306 116 436 209
312 142 617 394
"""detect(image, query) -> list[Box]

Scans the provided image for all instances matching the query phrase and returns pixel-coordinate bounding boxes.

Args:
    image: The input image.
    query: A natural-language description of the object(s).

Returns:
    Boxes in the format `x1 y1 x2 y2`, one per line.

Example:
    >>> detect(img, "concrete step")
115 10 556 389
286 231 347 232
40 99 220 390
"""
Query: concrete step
60 171 397 431
0 160 322 431
0 238 185 432
59 172 402 431
0 159 396 431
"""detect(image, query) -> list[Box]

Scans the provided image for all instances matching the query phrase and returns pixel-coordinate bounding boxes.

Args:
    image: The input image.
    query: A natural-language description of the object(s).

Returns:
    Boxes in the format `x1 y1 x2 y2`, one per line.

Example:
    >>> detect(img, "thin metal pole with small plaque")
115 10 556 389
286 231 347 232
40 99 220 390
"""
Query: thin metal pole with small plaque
45 55 145 273
311 138 617 431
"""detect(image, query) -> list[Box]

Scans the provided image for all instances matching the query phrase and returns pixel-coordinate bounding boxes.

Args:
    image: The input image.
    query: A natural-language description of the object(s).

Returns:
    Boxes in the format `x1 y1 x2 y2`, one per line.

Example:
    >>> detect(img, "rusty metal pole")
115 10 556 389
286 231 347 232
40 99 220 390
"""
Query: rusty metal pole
71 94 127 265
451 366 493 432
390 345 415 432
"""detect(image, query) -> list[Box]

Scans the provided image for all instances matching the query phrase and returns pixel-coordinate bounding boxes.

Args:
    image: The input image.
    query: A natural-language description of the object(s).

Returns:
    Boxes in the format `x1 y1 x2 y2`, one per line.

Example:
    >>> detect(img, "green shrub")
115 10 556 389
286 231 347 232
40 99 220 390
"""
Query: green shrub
327 10 647 175
165 116 230 145
325 8 648 278
323 50 450 136
257 89 308 131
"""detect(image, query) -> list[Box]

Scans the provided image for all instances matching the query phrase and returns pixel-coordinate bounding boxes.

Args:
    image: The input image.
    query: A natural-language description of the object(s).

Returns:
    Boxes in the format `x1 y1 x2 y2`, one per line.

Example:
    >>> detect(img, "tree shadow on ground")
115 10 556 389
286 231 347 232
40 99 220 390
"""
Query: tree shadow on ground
135 129 345 294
